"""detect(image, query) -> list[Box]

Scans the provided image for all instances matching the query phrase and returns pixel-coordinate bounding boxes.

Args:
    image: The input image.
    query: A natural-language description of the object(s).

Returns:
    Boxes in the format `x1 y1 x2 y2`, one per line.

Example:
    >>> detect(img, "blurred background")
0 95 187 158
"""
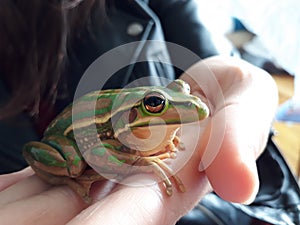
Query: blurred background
196 0 300 181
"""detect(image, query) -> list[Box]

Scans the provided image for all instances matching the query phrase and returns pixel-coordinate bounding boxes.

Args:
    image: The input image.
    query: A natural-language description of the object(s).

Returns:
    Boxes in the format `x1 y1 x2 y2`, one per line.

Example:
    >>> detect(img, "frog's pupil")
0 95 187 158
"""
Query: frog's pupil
143 94 165 113
146 96 164 107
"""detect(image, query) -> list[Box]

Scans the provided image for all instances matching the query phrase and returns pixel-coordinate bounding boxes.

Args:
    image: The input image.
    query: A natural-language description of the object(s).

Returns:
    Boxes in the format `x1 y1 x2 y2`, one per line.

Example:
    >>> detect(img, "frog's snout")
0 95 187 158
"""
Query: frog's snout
195 98 210 120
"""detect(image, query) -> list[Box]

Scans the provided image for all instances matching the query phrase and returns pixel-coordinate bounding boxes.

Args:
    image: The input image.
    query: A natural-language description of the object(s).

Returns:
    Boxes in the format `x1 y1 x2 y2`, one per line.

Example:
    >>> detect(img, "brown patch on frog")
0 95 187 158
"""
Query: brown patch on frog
128 108 138 124
71 98 112 118
96 98 112 109
131 126 152 139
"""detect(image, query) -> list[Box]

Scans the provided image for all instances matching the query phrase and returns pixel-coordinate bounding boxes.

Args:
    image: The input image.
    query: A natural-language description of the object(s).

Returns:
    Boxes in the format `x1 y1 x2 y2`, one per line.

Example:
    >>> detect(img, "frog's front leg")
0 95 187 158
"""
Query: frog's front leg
23 135 103 203
73 139 185 197
136 156 186 196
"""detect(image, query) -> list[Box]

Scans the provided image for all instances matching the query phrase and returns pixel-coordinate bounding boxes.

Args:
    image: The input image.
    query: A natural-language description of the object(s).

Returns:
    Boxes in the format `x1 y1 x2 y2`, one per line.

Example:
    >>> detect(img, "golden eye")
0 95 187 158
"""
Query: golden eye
143 93 165 113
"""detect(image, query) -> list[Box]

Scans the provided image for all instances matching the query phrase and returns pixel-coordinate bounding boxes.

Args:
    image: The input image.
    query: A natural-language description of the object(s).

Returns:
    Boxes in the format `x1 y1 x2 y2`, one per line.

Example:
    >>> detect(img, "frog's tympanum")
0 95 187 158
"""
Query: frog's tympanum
23 79 209 202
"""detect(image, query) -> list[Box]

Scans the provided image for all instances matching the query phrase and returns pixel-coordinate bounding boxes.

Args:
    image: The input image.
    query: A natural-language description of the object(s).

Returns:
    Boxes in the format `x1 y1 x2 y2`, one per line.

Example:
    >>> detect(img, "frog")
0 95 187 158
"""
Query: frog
23 79 209 203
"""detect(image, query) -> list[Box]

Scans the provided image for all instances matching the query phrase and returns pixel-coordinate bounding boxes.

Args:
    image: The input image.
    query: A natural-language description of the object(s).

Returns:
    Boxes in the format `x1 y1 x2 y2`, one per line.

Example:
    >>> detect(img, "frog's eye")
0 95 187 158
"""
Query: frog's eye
143 93 166 113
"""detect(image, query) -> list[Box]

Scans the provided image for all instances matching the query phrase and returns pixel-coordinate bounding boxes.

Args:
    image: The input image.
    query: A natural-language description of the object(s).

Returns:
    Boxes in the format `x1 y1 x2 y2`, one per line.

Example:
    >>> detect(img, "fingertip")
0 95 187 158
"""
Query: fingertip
204 149 259 204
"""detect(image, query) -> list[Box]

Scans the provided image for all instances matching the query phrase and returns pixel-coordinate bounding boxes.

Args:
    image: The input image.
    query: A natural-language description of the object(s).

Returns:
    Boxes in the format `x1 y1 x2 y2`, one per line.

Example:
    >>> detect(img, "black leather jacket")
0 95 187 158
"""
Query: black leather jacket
0 0 218 173
0 1 299 224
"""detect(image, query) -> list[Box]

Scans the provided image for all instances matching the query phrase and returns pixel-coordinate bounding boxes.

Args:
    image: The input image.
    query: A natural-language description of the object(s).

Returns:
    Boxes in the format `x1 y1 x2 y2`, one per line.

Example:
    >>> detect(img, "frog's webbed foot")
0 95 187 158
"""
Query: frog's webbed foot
73 170 106 203
164 136 185 159
136 157 185 196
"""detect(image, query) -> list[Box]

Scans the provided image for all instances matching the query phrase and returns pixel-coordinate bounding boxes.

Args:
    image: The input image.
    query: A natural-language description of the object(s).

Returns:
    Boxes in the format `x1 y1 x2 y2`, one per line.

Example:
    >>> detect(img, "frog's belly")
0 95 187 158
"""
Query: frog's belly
117 124 180 156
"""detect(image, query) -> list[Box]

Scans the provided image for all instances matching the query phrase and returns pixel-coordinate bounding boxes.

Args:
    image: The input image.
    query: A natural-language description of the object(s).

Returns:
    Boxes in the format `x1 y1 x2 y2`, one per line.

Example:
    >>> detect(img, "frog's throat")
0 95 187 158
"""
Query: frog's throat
116 124 181 156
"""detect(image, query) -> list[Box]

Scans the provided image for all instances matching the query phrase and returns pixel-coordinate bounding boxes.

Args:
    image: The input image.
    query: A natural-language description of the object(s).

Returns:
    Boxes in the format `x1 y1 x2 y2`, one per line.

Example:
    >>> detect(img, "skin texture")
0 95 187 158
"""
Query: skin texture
0 56 278 225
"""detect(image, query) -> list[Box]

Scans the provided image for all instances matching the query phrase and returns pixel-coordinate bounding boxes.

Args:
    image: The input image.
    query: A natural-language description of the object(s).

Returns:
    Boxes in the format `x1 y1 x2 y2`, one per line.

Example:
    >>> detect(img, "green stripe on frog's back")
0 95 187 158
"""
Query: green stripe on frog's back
63 89 147 135
45 91 115 137
72 88 148 120
51 85 160 132
44 104 73 137
46 91 122 136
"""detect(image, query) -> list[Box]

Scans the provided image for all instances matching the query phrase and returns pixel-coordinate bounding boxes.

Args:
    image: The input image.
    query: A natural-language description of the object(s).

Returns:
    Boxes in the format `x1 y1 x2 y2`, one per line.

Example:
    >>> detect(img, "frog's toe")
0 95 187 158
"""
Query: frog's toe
177 142 185 151
165 142 177 153
173 175 186 193
173 136 185 151
165 185 173 196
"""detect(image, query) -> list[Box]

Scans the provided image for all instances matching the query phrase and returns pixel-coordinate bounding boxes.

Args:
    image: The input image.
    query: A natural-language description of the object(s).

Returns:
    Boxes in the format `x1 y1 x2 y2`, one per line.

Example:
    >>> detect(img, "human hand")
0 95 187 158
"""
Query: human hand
0 160 210 225
180 55 278 203
0 56 278 225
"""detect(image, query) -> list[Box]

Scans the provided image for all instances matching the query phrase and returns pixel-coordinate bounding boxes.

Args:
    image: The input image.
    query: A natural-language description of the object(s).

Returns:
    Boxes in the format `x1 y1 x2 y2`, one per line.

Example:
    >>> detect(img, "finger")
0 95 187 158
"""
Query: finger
69 175 210 225
0 185 86 225
0 167 34 191
0 174 50 206
181 56 278 203
205 61 277 203
203 107 260 204
205 85 275 204
68 177 169 225
68 125 211 225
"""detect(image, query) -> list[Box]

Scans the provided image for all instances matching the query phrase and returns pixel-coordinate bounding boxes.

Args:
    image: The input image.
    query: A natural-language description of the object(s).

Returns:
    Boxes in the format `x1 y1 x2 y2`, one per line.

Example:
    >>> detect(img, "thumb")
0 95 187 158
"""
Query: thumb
182 56 278 204
201 106 262 204
200 68 277 204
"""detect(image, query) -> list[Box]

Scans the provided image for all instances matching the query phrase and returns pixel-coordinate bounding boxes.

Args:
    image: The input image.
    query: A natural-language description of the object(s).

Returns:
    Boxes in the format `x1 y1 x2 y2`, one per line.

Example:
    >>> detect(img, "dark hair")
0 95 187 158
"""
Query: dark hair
0 0 106 119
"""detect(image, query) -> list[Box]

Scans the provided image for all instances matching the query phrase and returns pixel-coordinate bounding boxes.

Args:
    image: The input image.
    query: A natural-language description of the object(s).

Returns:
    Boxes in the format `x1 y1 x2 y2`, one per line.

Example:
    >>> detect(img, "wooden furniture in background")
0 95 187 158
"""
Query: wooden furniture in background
272 74 300 180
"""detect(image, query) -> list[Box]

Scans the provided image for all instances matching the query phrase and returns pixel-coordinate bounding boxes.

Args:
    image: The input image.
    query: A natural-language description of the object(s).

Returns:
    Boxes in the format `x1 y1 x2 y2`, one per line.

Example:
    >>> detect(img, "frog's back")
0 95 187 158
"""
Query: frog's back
43 90 105 137
44 86 157 137
44 103 74 137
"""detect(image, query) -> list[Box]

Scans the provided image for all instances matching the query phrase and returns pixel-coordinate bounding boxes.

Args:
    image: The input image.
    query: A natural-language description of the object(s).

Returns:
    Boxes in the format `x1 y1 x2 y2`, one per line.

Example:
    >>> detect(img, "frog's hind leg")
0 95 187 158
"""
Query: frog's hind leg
28 163 102 203
23 137 103 203
23 140 80 177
